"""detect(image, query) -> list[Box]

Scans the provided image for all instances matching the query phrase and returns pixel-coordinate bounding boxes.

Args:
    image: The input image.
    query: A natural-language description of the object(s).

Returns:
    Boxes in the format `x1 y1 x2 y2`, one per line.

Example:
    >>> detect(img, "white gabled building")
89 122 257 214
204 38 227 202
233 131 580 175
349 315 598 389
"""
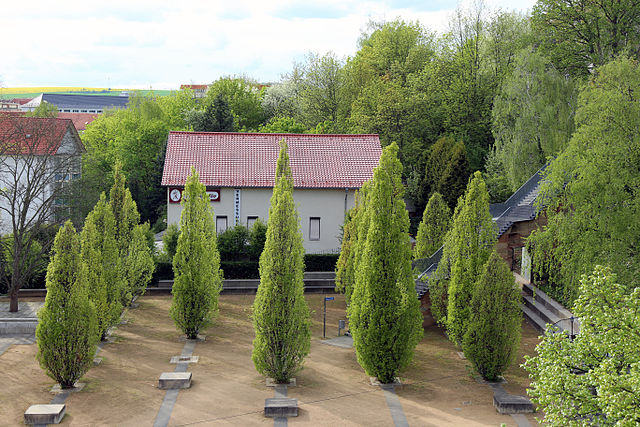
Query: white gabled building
161 132 382 254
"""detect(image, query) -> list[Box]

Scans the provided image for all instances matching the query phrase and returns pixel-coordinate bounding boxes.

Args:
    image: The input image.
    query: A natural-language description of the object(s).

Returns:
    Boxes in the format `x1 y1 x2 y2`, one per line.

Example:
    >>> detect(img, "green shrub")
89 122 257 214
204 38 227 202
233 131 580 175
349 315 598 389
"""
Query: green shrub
248 219 267 260
218 225 250 261
462 251 522 381
162 223 180 262
37 221 98 388
221 261 260 279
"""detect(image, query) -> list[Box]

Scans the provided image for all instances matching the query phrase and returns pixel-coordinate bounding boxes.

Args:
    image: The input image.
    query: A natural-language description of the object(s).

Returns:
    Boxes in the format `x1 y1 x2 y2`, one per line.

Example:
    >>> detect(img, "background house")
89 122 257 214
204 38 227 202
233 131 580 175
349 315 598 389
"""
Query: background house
0 116 85 234
161 132 382 253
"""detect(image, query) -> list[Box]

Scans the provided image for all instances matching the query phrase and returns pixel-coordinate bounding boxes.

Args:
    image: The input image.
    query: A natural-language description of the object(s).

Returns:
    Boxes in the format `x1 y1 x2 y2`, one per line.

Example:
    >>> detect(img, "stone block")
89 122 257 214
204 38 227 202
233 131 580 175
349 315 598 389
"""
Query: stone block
170 355 199 364
264 398 298 418
493 393 535 414
24 404 65 425
159 372 192 389
370 377 402 388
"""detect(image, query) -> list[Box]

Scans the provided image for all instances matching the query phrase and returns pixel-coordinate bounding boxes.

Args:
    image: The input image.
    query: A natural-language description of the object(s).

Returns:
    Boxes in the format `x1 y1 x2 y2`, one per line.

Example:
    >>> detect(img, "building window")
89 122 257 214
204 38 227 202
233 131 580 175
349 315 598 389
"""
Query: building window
309 217 320 241
247 216 258 229
216 216 228 234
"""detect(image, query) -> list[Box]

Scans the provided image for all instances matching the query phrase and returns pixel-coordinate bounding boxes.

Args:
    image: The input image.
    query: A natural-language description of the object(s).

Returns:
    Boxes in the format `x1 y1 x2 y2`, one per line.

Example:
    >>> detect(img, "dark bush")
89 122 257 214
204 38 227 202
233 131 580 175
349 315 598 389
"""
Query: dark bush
152 261 174 283
221 261 259 279
248 220 267 260
218 225 249 261
304 254 339 271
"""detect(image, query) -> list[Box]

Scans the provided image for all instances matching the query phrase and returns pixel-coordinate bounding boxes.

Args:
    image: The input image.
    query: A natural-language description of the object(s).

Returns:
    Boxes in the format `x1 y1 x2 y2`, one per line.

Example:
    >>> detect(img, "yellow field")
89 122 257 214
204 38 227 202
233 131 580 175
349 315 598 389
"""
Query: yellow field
0 87 122 94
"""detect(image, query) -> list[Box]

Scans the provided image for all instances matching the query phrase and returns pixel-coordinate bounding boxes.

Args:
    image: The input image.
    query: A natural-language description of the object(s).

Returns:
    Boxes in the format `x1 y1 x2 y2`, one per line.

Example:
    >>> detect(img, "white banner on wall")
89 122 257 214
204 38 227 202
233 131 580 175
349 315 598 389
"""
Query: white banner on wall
234 189 241 226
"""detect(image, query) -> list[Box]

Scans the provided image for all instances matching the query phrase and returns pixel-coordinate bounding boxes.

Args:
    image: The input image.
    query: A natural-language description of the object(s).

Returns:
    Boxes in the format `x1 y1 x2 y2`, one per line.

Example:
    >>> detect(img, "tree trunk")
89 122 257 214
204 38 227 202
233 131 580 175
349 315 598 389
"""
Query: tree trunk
9 293 18 312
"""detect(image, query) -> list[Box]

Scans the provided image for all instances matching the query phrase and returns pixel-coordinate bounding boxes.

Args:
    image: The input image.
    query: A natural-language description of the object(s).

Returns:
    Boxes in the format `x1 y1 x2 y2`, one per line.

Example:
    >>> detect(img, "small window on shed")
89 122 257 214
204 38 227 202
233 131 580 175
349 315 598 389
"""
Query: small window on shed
247 216 258 229
216 216 228 234
309 217 320 241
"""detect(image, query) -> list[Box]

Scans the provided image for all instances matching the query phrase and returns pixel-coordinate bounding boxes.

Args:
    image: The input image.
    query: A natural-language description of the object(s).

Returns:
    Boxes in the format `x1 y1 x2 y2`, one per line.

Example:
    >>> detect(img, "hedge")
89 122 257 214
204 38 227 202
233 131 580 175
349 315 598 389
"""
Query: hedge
152 253 338 283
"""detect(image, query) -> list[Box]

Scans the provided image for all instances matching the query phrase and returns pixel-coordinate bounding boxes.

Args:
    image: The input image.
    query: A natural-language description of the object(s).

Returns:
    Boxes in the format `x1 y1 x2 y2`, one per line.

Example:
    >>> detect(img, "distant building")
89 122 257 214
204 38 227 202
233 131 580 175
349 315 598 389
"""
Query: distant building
21 93 130 113
0 116 85 233
57 112 99 131
161 132 382 253
0 100 21 111
180 84 209 99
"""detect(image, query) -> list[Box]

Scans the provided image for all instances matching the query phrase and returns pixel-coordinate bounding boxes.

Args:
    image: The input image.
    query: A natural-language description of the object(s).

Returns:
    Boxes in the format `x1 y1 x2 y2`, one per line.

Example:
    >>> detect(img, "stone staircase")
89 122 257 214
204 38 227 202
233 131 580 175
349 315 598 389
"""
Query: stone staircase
521 282 580 338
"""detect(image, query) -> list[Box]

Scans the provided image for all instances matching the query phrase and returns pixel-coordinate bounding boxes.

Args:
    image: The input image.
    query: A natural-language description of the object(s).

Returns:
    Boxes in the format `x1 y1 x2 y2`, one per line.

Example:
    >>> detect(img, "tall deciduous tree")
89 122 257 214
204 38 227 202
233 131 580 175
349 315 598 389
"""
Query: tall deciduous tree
186 93 235 132
348 143 423 384
463 251 521 381
492 48 577 191
431 171 496 343
170 168 223 339
81 193 123 340
37 221 97 389
532 0 640 76
414 192 450 260
524 266 640 426
528 57 640 306
252 139 311 383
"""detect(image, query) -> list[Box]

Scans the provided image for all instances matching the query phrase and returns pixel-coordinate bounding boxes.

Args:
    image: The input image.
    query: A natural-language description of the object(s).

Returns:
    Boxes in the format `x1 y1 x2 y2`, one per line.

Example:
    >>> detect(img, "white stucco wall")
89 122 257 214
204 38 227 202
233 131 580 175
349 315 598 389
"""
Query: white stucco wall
167 187 357 253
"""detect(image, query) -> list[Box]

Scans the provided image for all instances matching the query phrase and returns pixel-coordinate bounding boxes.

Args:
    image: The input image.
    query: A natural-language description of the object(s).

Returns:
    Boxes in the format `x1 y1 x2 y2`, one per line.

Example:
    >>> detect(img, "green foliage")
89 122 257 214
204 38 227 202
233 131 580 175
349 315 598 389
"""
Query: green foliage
348 143 423 383
432 171 496 344
414 192 450 259
462 251 521 381
28 101 59 118
335 185 369 304
186 93 234 132
491 48 577 191
205 77 266 131
248 219 267 260
170 168 223 339
252 139 311 383
524 266 640 426
162 223 180 262
304 254 338 271
108 163 153 305
80 193 123 340
258 116 308 134
532 0 640 76
483 147 512 203
528 57 640 306
37 221 98 388
217 225 250 261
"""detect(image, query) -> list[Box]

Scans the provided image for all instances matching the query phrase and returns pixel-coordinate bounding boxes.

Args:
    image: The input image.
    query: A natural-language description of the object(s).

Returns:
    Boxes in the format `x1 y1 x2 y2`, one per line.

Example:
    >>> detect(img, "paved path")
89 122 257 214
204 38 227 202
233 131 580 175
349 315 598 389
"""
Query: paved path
153 339 197 427
0 301 43 318
274 384 288 427
0 333 36 356
320 335 353 348
381 385 409 427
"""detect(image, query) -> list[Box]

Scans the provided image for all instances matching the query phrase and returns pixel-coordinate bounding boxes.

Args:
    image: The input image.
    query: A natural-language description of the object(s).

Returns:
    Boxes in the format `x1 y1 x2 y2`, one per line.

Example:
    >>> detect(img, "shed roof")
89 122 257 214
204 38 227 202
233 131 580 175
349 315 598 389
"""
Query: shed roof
22 93 130 110
161 132 382 189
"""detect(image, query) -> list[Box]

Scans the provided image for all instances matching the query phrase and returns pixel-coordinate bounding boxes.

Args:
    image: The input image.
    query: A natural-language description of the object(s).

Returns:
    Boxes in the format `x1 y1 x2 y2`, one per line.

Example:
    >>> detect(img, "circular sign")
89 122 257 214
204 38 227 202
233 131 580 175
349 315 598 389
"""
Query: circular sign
169 188 181 203
210 191 219 201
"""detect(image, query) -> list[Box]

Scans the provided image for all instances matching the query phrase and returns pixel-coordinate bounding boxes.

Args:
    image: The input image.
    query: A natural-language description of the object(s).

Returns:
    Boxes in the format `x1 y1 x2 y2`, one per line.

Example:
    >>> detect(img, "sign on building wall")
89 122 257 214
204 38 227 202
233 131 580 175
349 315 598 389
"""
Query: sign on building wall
233 189 241 226
168 187 220 203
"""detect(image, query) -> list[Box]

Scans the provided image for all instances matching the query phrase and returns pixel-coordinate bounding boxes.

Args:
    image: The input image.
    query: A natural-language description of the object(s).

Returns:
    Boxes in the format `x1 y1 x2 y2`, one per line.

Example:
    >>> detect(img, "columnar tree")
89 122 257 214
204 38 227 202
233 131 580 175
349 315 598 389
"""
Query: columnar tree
414 192 450 259
431 171 496 344
37 221 98 388
348 143 423 384
81 193 123 340
109 162 154 305
524 266 640 425
462 251 521 381
252 139 311 383
170 168 223 339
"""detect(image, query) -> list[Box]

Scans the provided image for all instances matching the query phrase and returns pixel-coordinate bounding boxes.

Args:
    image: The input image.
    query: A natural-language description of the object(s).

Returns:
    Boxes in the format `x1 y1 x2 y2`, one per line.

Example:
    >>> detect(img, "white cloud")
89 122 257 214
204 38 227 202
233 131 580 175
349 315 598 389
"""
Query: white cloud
2 0 536 89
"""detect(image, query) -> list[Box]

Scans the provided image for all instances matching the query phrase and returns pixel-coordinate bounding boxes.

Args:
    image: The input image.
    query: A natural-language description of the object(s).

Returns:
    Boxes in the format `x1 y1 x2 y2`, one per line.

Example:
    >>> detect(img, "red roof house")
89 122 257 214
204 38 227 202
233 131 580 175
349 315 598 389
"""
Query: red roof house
0 115 84 155
162 132 382 252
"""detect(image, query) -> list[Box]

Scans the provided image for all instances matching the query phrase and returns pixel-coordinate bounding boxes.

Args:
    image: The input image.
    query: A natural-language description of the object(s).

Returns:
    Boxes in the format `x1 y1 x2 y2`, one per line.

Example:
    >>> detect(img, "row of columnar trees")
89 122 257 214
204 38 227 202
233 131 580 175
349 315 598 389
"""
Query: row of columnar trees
36 164 154 388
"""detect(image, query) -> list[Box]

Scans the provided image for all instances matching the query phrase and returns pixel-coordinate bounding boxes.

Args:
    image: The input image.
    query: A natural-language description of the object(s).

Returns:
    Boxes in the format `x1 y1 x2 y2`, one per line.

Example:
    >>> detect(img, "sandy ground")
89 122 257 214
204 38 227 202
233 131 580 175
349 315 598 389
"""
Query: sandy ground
0 294 540 426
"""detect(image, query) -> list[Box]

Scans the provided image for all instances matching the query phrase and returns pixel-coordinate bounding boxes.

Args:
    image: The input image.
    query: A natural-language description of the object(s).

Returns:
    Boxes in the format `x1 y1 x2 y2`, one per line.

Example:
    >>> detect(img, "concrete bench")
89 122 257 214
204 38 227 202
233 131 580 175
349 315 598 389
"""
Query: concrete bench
493 393 534 414
24 404 65 425
159 372 192 389
265 398 298 418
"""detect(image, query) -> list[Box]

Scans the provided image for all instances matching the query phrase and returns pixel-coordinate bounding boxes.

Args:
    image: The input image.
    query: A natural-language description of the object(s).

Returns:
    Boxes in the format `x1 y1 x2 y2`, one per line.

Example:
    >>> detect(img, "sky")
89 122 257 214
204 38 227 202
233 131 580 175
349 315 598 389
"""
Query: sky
2 0 536 90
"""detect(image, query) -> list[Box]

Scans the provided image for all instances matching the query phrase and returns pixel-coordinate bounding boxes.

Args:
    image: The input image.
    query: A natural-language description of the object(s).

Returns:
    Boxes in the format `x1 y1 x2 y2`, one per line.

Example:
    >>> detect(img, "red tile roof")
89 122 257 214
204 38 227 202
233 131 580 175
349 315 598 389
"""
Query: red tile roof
9 98 32 105
0 115 82 155
57 112 99 131
180 84 209 90
161 132 382 188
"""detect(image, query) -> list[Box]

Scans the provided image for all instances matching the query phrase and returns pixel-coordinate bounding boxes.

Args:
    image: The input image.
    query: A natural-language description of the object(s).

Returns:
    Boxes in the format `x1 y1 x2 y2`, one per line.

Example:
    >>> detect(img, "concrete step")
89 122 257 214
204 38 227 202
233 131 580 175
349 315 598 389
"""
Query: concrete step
522 294 563 326
304 271 335 280
0 318 38 335
520 304 546 334
522 283 572 319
